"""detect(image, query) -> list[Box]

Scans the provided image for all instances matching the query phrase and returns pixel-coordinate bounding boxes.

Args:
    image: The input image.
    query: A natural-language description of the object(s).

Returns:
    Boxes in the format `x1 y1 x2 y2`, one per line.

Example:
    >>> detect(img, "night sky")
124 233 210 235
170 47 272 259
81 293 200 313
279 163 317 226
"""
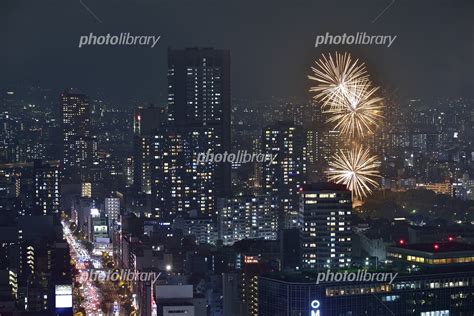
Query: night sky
1 0 473 105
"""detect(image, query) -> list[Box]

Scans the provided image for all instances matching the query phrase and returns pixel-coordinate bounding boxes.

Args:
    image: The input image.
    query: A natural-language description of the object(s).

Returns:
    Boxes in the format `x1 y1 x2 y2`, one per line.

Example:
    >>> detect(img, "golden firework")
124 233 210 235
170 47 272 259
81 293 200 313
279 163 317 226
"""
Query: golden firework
308 52 369 110
325 79 384 137
326 146 381 199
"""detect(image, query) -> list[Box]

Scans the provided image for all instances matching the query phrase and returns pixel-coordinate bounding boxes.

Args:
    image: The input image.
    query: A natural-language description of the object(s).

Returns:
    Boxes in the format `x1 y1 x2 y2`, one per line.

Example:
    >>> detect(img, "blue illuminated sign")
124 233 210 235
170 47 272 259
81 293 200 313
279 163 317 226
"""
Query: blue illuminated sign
310 300 321 316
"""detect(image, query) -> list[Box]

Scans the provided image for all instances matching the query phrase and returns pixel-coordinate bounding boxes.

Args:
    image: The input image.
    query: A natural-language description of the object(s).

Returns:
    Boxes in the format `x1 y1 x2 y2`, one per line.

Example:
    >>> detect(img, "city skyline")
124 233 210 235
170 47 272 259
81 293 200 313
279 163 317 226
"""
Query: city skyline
1 1 474 315
1 46 474 316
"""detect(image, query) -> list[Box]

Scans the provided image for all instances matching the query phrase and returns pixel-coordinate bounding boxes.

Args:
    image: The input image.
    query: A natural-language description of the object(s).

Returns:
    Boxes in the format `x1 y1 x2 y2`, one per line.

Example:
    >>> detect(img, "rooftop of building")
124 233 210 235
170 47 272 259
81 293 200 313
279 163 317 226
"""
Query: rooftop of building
302 182 348 192
388 242 474 253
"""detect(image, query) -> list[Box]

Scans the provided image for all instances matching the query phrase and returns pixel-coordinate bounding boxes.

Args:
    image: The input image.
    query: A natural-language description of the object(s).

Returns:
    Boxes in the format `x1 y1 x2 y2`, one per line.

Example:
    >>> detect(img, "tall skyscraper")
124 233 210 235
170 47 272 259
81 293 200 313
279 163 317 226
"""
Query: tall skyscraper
144 48 231 219
262 122 306 229
33 160 60 215
299 183 352 271
167 47 231 197
134 135 152 194
60 89 93 183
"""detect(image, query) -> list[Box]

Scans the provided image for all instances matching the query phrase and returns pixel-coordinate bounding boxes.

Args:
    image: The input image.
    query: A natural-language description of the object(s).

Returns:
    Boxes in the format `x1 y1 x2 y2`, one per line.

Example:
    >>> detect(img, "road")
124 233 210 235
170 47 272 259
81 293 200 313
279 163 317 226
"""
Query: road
62 221 106 315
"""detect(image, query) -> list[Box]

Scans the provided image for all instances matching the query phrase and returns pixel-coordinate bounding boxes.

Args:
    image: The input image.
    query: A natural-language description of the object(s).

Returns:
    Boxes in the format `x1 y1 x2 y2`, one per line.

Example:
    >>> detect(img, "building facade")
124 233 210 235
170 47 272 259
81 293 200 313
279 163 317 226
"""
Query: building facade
32 160 60 215
300 183 352 271
258 271 474 315
167 47 231 199
262 122 306 229
219 195 278 245
60 90 94 183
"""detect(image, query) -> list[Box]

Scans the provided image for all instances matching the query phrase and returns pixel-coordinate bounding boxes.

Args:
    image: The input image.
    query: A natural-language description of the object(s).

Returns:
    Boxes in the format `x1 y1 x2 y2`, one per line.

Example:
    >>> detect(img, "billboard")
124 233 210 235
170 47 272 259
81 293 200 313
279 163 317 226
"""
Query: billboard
55 284 72 308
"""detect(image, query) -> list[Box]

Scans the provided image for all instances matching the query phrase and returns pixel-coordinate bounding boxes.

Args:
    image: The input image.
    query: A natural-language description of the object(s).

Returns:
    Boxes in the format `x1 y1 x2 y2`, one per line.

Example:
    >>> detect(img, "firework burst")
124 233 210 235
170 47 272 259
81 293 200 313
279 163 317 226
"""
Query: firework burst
326 146 381 199
308 52 369 110
325 79 384 137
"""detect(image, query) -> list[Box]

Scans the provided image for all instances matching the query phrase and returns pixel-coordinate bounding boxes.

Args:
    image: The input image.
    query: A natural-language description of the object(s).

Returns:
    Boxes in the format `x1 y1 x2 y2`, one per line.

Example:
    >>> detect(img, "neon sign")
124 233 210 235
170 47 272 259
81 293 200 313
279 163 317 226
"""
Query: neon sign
310 300 321 316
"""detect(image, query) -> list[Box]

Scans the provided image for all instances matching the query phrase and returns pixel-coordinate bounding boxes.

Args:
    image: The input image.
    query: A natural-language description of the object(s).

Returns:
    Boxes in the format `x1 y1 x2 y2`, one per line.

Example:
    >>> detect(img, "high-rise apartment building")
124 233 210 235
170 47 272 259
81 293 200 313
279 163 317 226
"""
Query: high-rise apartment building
219 195 279 245
167 47 231 198
262 122 306 229
142 48 232 220
150 125 218 219
134 135 152 194
300 183 352 271
133 105 167 194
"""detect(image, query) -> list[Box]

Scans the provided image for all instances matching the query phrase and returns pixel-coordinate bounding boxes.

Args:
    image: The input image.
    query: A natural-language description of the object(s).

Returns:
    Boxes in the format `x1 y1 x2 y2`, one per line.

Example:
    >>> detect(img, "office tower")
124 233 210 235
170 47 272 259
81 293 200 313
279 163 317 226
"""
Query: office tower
219 195 278 245
300 183 352 271
167 47 231 198
32 160 60 215
60 89 93 183
262 122 306 229
133 105 167 194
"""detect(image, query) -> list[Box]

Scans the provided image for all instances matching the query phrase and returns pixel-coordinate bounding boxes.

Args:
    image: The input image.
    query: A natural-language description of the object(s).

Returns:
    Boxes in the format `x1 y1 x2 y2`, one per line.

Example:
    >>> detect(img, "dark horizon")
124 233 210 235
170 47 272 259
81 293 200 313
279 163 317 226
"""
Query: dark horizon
2 0 474 106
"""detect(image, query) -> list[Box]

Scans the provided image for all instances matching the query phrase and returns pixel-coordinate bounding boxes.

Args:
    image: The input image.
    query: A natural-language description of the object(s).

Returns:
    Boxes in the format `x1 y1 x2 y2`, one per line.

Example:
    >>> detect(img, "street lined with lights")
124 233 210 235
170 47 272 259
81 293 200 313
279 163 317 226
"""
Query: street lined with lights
62 222 103 315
